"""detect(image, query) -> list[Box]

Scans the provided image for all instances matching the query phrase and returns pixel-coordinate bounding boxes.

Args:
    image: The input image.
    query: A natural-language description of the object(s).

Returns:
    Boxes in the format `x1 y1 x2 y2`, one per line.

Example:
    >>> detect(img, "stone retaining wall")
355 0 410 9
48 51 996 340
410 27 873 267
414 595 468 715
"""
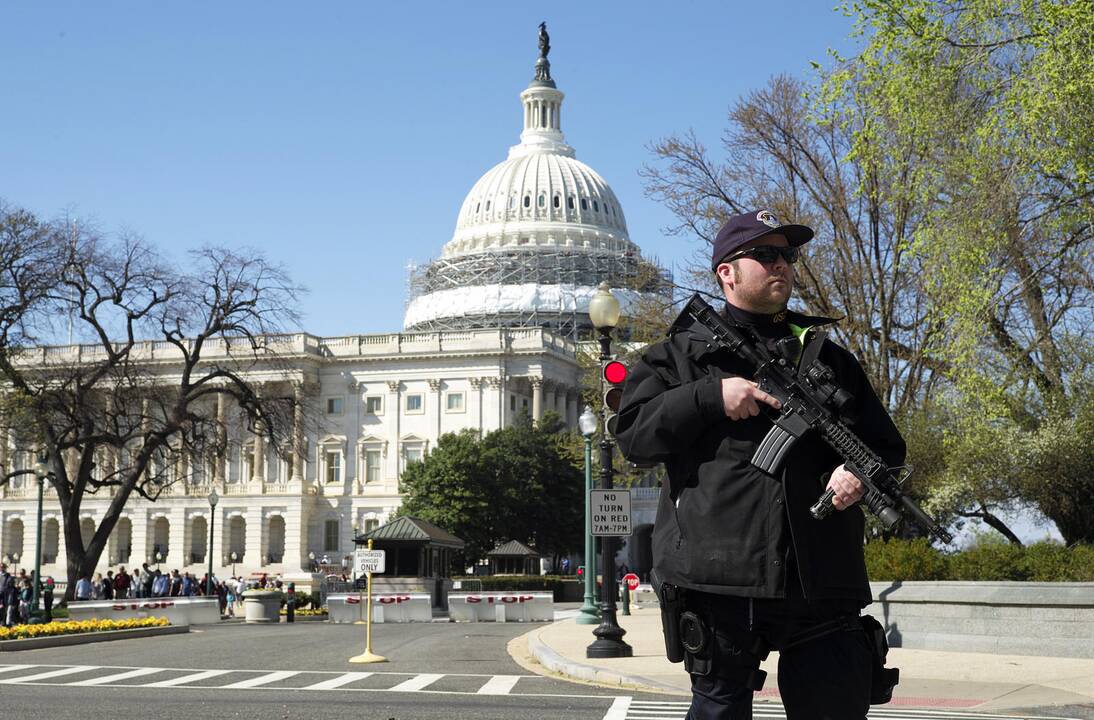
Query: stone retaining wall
866 581 1094 658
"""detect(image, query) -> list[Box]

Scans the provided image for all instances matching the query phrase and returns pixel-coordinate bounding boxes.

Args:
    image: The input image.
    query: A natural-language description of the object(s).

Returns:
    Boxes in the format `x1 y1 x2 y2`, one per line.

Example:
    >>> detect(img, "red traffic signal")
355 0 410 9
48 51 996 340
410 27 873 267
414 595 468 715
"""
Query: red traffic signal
602 359 629 435
603 360 628 385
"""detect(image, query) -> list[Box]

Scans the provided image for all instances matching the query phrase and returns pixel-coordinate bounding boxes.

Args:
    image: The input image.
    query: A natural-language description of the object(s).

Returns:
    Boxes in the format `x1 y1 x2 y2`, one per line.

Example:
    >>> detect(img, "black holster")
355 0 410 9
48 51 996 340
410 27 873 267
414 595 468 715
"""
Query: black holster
859 614 899 705
657 582 685 663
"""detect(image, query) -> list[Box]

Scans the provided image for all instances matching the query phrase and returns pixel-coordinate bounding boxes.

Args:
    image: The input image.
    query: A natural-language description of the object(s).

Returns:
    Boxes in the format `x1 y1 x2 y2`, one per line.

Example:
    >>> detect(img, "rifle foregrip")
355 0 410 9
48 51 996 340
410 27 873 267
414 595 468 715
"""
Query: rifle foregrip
810 489 836 520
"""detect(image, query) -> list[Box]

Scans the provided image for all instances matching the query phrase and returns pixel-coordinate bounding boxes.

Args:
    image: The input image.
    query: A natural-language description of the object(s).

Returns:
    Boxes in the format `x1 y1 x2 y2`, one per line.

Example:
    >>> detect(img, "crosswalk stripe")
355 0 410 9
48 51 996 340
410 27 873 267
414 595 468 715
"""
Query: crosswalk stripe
602 696 631 720
219 670 299 689
387 673 444 692
0 666 94 684
302 672 374 690
0 665 35 675
142 669 231 687
476 674 521 695
69 667 165 686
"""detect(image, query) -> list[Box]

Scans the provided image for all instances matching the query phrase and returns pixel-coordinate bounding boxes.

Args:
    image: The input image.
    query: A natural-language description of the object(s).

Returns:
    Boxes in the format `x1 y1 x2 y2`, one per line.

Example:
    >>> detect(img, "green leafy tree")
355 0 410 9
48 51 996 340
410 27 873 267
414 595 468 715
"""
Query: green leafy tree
398 412 584 569
833 0 1094 542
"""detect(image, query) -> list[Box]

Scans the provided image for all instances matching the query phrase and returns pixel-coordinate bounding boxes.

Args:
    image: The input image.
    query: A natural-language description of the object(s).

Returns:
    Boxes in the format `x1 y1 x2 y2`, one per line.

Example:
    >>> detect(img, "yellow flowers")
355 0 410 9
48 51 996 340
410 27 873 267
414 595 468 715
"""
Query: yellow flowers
0 616 169 641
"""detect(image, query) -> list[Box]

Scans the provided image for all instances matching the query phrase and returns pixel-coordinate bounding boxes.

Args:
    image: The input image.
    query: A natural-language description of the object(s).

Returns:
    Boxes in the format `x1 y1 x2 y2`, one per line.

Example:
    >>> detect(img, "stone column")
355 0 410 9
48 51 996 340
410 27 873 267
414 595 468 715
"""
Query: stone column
245 505 263 570
130 510 148 565
0 426 9 476
251 423 266 486
429 379 442 439
387 381 401 485
487 377 503 429
566 390 579 429
468 377 484 437
530 376 543 423
174 438 188 489
283 500 305 573
215 393 228 485
292 384 306 484
167 507 186 568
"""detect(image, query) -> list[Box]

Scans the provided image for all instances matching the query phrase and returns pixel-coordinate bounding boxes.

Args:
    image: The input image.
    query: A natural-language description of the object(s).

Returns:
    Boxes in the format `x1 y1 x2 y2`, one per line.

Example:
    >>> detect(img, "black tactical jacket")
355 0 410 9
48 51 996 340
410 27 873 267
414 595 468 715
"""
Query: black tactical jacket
614 304 906 604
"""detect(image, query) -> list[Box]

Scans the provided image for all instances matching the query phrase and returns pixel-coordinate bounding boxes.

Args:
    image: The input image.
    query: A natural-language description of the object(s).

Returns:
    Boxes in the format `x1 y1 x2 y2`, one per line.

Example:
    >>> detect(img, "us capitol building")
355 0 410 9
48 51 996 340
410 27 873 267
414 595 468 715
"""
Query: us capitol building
0 29 667 582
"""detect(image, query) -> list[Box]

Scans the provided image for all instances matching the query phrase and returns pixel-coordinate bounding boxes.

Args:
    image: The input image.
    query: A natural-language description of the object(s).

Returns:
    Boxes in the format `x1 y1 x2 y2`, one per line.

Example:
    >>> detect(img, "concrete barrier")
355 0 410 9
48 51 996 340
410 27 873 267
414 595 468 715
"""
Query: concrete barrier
866 581 1094 658
67 597 220 626
631 583 659 609
448 592 553 622
327 593 432 623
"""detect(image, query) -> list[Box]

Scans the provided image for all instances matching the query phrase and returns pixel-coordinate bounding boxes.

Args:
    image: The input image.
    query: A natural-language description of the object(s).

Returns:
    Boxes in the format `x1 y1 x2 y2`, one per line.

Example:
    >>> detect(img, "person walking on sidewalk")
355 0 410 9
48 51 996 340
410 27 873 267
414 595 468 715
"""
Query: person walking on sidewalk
615 210 905 720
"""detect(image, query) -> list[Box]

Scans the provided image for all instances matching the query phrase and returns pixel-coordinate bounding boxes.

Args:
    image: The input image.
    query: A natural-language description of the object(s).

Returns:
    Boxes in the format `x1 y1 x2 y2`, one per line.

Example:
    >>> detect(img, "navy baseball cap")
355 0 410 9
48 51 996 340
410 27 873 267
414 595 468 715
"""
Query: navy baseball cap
711 210 814 270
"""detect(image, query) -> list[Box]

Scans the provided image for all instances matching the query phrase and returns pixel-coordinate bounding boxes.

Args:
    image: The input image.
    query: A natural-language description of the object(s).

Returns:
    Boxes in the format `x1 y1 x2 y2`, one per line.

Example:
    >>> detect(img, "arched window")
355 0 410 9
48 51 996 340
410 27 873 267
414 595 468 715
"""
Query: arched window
581 198 588 211
593 200 600 212
553 195 560 208
485 200 491 211
475 202 480 213
538 194 545 207
508 196 515 209
567 196 575 210
523 195 531 208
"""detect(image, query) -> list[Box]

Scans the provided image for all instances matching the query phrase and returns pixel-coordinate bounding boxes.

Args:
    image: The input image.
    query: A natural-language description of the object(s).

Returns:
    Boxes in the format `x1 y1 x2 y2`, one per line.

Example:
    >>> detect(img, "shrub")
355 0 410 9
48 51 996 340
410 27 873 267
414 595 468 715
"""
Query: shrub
865 538 947 580
1023 542 1094 581
948 538 1028 580
864 538 1094 581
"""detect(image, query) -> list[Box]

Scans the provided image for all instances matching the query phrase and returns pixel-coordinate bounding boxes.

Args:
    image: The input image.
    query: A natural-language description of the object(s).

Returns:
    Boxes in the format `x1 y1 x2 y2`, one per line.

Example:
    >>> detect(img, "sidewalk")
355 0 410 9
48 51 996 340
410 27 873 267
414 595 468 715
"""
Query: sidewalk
512 606 1094 714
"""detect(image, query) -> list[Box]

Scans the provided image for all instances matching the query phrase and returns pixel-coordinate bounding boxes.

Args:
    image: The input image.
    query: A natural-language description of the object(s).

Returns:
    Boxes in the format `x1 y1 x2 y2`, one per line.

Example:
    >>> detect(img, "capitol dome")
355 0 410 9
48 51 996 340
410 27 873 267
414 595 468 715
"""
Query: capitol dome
404 28 668 336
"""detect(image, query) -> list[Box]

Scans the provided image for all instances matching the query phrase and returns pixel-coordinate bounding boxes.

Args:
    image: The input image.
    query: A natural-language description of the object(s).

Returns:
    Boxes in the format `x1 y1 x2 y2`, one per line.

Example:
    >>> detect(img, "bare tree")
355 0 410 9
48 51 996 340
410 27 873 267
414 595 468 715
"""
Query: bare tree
0 203 304 598
641 74 944 418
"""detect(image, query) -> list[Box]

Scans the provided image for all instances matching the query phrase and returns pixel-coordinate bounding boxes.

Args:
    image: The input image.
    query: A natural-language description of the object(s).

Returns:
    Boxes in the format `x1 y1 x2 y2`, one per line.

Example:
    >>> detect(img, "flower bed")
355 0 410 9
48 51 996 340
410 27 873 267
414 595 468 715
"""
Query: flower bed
279 608 328 616
0 617 169 641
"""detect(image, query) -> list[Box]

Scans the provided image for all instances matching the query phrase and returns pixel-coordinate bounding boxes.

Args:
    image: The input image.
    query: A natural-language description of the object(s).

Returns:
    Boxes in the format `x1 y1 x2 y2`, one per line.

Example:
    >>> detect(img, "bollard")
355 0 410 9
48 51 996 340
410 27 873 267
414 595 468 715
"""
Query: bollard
621 583 630 616
286 582 295 623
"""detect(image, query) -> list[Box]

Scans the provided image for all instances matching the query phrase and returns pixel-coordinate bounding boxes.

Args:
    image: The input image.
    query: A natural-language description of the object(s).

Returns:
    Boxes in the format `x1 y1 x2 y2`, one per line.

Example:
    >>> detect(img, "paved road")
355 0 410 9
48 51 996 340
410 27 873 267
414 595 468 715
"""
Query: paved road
0 622 1089 719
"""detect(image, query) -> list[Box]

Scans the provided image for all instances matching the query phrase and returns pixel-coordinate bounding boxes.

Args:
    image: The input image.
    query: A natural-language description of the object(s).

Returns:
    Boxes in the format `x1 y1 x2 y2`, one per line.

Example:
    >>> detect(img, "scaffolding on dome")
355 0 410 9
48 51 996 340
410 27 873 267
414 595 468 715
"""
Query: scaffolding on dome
404 248 673 338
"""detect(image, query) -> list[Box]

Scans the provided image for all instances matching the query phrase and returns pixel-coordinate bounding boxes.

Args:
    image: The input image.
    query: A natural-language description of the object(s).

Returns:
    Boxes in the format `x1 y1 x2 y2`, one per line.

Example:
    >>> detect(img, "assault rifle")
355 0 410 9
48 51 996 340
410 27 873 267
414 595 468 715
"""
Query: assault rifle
685 294 952 543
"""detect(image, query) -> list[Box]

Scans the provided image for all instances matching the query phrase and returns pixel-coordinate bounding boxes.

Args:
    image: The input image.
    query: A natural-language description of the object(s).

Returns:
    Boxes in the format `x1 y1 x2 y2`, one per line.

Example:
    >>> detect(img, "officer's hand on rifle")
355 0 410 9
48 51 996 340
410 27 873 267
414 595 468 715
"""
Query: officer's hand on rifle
721 377 782 420
826 464 865 510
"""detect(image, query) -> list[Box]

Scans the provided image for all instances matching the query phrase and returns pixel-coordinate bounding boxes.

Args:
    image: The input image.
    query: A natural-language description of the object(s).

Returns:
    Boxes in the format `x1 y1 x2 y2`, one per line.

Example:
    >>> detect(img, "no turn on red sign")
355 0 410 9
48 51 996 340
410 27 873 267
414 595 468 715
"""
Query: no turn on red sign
590 489 632 537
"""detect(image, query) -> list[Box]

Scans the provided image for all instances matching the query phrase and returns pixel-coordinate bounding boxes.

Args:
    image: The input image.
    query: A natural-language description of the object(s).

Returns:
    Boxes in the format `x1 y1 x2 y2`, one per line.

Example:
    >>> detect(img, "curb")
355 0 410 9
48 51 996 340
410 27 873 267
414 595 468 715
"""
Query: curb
0 624 189 651
524 624 686 695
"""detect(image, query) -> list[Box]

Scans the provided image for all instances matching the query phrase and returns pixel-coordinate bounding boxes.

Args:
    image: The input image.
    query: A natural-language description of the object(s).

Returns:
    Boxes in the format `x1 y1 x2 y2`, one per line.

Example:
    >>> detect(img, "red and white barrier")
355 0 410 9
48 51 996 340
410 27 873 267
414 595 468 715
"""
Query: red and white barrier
67 597 220 626
326 592 432 623
448 592 553 622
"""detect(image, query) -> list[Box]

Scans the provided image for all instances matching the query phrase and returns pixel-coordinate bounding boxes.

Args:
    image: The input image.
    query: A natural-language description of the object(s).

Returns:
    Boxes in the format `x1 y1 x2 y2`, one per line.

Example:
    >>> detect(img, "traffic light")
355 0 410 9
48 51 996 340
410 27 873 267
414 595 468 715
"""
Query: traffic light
602 359 628 435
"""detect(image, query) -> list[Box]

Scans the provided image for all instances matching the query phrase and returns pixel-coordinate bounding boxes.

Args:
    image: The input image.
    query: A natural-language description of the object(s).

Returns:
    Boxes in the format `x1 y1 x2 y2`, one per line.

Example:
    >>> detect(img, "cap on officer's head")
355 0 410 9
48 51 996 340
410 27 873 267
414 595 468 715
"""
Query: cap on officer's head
711 210 814 270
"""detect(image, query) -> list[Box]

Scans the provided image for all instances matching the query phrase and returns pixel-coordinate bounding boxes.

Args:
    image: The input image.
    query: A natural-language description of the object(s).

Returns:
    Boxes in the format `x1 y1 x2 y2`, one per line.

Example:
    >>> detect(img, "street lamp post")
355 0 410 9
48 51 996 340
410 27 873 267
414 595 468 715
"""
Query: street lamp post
206 489 218 596
577 405 599 625
585 283 633 659
30 456 51 622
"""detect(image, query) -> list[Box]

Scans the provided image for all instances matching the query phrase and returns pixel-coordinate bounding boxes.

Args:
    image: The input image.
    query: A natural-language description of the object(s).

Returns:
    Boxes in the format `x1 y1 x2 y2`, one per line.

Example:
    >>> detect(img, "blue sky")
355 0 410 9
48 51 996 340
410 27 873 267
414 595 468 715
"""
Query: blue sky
1 1 859 335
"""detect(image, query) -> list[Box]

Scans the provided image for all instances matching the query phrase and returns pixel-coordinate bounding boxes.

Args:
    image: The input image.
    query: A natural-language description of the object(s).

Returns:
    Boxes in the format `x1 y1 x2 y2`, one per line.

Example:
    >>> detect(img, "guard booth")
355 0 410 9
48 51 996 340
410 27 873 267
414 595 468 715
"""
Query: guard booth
355 516 465 609
487 540 541 575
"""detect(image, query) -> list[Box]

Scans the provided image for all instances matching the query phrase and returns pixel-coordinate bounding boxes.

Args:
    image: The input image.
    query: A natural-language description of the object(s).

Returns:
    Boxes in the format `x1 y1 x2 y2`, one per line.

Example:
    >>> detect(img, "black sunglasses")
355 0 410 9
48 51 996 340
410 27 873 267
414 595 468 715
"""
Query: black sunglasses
721 245 800 265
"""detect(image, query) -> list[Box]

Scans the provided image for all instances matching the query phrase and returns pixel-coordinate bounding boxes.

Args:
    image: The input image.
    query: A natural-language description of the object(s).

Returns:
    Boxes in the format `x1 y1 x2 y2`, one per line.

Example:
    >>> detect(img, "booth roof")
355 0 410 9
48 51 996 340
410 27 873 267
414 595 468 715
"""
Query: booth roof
487 539 540 557
357 516 465 549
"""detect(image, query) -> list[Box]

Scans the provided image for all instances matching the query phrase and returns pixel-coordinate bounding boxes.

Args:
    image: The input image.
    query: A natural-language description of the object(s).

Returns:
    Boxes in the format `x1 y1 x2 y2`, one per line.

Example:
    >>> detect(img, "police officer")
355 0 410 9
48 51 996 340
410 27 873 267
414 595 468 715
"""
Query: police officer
615 210 906 719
